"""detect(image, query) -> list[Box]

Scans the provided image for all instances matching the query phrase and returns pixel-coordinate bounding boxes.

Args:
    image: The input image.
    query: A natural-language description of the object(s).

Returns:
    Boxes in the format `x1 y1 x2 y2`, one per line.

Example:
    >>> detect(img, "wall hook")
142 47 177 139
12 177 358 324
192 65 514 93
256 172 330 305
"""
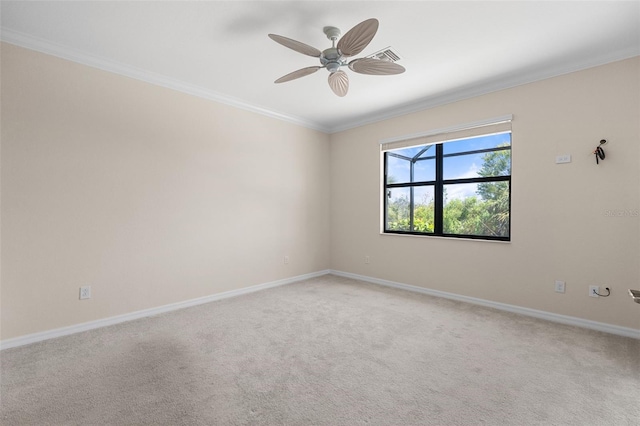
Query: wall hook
593 139 606 164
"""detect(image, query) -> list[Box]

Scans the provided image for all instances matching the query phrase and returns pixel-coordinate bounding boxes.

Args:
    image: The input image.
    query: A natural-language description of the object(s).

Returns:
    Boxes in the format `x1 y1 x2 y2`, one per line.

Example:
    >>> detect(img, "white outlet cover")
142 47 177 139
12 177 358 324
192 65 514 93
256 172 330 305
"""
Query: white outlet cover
554 280 565 293
79 286 91 300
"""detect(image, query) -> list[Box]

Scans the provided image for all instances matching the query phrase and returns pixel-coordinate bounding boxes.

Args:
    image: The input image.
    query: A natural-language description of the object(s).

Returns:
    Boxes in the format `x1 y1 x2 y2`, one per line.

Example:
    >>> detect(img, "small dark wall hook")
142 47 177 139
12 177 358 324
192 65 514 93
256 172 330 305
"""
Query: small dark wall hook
594 139 606 164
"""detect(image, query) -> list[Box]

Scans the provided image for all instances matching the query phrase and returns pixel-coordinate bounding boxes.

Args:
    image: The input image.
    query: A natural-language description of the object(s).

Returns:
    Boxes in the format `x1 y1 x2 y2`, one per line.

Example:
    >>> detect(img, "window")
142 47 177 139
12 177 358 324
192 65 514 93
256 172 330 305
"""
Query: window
382 118 512 241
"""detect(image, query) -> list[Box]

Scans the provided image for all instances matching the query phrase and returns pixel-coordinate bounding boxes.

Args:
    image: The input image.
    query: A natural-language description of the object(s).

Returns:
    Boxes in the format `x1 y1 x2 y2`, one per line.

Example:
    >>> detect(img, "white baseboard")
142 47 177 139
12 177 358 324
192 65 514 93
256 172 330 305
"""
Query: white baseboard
330 270 640 340
1 270 331 350
4 268 636 350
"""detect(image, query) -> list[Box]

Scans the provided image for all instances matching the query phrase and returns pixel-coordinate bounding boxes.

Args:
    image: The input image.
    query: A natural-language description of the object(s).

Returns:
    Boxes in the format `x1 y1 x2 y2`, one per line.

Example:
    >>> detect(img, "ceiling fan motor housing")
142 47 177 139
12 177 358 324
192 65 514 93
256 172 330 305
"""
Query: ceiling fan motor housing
321 47 345 73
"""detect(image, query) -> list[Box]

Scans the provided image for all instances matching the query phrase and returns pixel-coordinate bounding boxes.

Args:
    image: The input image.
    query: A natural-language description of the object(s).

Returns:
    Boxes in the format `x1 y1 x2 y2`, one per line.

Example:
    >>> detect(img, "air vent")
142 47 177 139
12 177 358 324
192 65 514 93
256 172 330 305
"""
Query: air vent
366 46 401 63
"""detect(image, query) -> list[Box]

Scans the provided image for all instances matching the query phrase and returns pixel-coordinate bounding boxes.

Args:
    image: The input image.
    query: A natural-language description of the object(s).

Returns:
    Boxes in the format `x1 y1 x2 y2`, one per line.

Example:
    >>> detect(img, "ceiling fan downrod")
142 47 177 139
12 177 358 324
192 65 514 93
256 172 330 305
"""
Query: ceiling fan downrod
321 26 344 73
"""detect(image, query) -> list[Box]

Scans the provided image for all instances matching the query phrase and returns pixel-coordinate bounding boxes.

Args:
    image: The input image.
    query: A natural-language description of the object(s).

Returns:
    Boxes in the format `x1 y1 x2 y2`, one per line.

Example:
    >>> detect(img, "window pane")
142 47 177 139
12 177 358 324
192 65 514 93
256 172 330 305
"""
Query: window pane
390 145 428 158
386 155 410 184
443 132 511 155
386 187 410 231
443 149 510 180
415 144 436 159
414 158 435 182
413 186 435 233
443 182 510 237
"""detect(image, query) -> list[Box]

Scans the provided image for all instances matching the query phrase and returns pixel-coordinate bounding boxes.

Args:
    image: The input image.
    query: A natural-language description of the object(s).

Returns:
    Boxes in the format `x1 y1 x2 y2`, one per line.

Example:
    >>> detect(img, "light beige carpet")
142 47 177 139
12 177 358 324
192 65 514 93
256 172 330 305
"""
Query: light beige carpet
1 274 639 425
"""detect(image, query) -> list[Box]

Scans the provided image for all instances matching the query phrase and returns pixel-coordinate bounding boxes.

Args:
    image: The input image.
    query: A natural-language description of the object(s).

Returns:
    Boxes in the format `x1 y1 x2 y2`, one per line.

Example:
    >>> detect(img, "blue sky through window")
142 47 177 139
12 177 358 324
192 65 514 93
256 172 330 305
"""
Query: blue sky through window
386 132 511 200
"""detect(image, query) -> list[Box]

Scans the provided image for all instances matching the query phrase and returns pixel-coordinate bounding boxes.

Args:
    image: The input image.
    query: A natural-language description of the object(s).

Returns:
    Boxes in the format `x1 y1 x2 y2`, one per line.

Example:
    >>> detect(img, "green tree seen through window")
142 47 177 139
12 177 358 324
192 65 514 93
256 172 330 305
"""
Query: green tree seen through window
385 139 511 239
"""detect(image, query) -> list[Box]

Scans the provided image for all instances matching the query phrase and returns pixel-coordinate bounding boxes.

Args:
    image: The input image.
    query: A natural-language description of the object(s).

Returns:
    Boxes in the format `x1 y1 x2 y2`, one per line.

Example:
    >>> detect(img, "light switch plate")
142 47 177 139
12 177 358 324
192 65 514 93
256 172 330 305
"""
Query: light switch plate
555 154 571 164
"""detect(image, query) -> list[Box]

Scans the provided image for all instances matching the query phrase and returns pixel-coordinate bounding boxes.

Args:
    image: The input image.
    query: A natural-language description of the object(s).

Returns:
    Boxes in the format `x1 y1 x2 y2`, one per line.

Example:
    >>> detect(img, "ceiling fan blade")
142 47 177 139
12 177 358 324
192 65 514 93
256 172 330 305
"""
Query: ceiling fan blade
275 66 322 83
337 18 379 57
268 34 322 57
348 58 406 75
328 70 349 97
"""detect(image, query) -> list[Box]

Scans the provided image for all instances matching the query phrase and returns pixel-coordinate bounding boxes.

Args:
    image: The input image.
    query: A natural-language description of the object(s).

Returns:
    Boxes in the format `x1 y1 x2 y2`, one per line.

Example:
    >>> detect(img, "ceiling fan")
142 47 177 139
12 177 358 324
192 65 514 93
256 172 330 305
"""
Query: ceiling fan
268 18 405 97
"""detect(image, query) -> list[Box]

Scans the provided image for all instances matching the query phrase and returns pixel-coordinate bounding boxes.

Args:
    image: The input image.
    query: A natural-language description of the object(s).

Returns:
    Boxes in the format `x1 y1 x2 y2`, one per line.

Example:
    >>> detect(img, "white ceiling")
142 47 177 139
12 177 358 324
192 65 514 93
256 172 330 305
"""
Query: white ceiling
2 1 639 133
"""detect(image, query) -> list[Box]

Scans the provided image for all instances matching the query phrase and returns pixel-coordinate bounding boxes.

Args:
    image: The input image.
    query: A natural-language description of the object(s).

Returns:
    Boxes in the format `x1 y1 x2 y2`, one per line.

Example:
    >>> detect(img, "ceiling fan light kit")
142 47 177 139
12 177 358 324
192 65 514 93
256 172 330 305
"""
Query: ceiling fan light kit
268 18 405 97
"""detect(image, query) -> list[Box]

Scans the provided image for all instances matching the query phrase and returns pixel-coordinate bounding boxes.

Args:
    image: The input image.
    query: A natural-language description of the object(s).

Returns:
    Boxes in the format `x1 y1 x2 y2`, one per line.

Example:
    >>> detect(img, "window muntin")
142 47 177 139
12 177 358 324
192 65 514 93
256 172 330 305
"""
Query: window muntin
384 131 511 241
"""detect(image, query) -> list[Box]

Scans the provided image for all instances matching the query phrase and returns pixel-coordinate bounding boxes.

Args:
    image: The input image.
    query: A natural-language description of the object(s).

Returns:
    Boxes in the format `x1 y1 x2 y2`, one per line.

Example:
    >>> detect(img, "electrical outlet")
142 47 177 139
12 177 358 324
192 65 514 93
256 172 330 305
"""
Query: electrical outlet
365 256 370 264
555 154 572 164
79 286 91 300
554 280 565 293
589 285 600 298
283 255 289 264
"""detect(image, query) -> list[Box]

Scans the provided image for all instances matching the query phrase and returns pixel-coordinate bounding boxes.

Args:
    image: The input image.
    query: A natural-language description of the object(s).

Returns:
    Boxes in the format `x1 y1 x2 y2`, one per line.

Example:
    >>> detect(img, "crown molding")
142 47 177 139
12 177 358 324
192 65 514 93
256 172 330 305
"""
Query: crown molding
0 28 331 133
2 28 638 135
327 46 640 134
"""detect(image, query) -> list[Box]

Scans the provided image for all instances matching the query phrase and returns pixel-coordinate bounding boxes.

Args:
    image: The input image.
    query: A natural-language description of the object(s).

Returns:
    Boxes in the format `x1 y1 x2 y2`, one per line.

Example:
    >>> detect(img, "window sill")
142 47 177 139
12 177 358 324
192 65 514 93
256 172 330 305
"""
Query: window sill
379 231 511 243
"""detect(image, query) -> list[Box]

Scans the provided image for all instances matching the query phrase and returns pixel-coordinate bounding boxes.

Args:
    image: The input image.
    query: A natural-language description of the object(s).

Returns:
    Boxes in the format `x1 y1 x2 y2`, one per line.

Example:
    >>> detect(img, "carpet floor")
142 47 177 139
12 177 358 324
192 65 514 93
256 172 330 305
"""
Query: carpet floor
1 274 639 425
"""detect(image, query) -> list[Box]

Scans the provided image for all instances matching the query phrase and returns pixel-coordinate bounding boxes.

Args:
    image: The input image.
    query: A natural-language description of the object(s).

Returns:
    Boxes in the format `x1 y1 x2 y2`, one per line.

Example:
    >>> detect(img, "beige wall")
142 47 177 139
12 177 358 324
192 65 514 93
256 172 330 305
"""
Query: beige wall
2 42 638 342
330 57 640 330
1 43 331 340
